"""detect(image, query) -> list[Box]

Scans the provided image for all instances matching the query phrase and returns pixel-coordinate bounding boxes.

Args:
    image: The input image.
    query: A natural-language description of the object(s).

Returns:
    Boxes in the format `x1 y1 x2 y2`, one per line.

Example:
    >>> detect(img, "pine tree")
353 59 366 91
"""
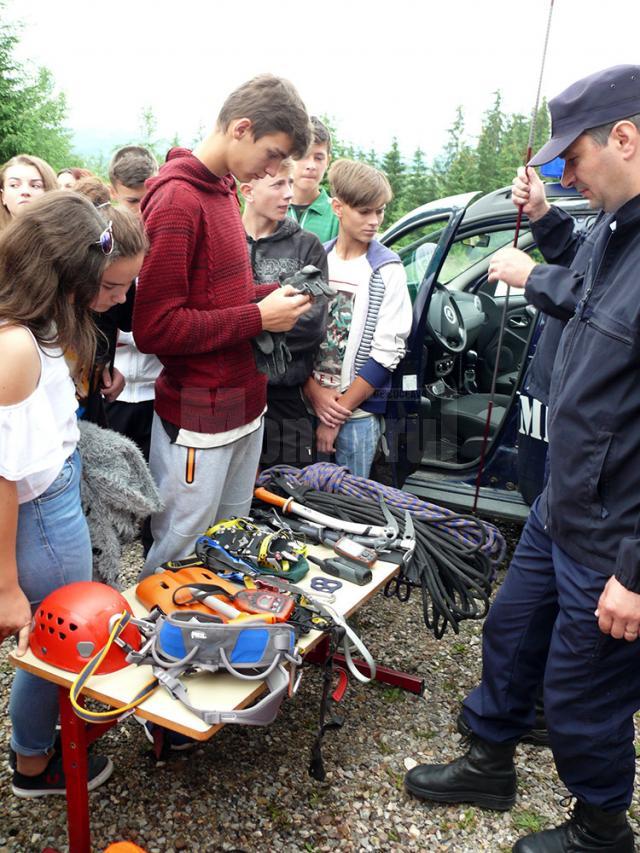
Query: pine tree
495 112 528 186
442 107 467 168
433 106 478 197
136 106 169 163
532 98 551 160
380 138 407 223
404 147 435 210
475 91 506 193
483 98 552 189
365 147 380 168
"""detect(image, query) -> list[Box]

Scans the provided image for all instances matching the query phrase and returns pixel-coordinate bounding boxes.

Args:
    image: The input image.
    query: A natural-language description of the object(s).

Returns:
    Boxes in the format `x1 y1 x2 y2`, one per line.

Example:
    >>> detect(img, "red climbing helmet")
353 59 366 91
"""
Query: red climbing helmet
30 581 141 673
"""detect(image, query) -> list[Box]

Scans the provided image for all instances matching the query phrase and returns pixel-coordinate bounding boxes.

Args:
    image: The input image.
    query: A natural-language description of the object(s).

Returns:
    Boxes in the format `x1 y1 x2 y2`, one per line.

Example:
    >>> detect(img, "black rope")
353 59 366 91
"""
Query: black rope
308 625 345 781
255 487 495 639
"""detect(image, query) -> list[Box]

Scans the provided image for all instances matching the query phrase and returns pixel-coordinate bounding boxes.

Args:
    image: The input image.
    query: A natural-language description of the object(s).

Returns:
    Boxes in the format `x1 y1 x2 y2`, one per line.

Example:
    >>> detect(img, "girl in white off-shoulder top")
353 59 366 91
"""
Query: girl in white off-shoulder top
0 190 146 798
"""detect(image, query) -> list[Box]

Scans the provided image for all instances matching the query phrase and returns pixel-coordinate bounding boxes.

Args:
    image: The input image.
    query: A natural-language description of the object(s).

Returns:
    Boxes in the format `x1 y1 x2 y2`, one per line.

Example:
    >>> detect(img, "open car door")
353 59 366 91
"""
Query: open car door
381 192 482 487
380 183 595 521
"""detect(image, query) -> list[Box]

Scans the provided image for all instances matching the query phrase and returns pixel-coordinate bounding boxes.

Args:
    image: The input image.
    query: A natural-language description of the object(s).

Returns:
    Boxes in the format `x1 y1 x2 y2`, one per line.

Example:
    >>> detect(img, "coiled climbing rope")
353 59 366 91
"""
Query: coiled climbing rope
256 463 507 638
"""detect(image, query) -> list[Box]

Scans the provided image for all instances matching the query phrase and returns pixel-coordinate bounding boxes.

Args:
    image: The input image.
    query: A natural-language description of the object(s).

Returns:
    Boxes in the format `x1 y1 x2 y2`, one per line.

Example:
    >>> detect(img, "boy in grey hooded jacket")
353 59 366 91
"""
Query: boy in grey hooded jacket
241 161 328 467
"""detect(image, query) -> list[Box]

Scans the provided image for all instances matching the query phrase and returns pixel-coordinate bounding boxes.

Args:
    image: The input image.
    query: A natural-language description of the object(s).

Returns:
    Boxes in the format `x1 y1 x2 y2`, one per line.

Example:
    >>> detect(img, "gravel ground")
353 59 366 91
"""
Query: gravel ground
2 526 639 853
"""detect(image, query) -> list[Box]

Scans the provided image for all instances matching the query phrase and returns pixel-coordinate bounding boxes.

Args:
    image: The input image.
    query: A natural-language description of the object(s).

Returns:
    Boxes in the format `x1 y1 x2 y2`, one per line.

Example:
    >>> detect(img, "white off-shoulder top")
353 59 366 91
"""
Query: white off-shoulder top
0 325 79 503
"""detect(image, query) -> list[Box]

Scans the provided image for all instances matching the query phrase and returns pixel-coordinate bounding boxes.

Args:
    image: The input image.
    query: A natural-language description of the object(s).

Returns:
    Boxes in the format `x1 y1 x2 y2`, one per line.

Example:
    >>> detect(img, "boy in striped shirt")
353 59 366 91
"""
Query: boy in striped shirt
304 159 412 477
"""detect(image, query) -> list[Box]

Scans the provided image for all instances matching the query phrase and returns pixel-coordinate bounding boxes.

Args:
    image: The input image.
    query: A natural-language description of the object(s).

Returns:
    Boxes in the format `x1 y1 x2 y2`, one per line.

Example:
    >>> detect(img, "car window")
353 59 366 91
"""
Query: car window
473 214 597 297
479 246 545 297
440 228 517 285
390 221 447 301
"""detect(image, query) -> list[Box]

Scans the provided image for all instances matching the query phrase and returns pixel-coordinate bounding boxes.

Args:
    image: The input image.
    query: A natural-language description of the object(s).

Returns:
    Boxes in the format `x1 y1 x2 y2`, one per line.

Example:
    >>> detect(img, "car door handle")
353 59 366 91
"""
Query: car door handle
508 316 529 328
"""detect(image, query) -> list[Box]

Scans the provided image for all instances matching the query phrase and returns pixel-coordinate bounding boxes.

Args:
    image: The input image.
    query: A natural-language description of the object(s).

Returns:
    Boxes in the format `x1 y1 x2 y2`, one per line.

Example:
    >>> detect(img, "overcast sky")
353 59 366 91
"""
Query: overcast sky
6 0 639 162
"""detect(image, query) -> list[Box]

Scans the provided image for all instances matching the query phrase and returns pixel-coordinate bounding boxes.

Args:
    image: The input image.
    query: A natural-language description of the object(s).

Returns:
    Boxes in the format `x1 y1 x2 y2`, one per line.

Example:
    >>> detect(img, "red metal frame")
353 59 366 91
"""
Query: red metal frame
304 635 425 695
49 631 423 853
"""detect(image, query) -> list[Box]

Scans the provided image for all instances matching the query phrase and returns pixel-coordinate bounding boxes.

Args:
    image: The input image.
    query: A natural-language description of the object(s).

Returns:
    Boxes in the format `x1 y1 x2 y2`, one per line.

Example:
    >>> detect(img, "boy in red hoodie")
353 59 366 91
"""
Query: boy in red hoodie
133 75 311 573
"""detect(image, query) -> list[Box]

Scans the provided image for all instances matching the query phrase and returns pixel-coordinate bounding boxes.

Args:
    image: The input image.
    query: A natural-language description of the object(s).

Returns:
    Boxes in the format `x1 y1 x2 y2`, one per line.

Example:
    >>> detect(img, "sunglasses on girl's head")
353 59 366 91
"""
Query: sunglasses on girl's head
94 221 114 255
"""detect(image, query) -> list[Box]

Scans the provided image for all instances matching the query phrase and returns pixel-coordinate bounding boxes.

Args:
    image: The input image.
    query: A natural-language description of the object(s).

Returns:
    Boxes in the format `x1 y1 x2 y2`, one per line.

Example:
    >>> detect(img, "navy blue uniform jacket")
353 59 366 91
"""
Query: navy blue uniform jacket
524 206 601 404
530 194 640 591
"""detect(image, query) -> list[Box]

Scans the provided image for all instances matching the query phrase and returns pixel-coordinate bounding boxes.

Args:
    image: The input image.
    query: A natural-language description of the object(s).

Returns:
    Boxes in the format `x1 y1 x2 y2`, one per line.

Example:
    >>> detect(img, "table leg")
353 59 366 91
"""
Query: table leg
58 688 91 853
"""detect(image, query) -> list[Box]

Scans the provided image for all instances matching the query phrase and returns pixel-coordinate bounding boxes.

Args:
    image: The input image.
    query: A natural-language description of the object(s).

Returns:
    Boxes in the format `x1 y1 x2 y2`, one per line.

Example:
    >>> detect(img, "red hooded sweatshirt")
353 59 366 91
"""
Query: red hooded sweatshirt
133 148 276 434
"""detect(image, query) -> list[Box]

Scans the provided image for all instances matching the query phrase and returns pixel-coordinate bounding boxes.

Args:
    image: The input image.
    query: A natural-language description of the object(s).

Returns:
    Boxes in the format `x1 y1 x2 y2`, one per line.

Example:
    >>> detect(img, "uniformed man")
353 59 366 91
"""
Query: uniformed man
405 65 640 853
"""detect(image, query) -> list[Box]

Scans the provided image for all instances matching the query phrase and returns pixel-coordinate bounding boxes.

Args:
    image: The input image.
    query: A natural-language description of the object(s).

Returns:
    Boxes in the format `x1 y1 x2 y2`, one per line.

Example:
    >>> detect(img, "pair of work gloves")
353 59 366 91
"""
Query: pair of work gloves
253 265 335 381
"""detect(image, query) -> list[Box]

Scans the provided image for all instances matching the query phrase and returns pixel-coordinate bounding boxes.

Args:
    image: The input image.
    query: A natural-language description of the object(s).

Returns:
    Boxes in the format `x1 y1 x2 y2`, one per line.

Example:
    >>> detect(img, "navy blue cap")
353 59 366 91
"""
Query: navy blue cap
529 64 640 166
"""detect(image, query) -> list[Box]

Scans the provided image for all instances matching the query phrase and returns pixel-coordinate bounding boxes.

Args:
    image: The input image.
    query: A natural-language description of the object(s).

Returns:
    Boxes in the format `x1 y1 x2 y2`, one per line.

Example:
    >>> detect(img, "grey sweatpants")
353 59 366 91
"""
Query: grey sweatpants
142 413 264 577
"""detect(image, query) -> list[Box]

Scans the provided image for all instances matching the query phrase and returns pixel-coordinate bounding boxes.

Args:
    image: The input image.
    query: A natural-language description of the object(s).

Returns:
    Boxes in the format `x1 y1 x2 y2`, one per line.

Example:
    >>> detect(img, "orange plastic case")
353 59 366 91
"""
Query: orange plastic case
136 566 242 618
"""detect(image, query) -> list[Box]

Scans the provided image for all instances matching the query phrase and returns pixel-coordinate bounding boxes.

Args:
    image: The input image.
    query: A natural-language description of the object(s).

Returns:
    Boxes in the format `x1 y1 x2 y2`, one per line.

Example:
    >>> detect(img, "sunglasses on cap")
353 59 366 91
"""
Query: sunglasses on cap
93 220 114 255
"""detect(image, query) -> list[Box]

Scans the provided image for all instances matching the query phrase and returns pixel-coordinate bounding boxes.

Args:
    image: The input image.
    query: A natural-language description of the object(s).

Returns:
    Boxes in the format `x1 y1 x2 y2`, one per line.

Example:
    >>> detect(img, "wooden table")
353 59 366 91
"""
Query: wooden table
10 547 418 852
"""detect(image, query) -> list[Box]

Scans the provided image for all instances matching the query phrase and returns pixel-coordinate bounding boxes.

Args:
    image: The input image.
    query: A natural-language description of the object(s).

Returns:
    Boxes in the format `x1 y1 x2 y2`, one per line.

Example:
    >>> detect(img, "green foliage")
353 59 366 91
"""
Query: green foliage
512 810 545 833
381 686 405 703
137 106 182 163
324 94 551 228
0 6 74 169
403 148 433 211
380 138 406 224
476 91 506 193
432 105 478 198
457 807 478 831
109 105 183 168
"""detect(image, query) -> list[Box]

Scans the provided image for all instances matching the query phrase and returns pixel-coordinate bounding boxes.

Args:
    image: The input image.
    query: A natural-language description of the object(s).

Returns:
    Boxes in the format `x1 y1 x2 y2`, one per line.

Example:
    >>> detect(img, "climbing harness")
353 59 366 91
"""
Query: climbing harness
126 611 302 727
67 605 302 728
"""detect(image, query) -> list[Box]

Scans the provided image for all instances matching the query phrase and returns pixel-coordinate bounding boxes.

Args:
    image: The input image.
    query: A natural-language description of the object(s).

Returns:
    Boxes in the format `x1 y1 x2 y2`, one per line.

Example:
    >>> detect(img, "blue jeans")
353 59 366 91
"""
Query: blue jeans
463 498 640 811
9 449 92 756
335 416 381 478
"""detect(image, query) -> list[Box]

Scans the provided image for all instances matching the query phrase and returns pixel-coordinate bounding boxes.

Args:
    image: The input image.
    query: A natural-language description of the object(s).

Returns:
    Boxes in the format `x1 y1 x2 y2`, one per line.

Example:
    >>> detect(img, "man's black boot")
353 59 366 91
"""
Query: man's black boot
404 734 517 811
512 800 635 852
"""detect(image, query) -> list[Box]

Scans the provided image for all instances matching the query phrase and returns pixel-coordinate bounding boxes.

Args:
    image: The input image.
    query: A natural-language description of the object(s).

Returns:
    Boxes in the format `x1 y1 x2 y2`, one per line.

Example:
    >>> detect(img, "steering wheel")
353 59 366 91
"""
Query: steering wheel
425 283 468 354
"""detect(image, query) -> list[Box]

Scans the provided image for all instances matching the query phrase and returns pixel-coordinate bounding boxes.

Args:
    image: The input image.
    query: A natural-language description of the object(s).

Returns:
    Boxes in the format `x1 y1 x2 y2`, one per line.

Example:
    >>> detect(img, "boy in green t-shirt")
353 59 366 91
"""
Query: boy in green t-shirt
288 116 339 244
